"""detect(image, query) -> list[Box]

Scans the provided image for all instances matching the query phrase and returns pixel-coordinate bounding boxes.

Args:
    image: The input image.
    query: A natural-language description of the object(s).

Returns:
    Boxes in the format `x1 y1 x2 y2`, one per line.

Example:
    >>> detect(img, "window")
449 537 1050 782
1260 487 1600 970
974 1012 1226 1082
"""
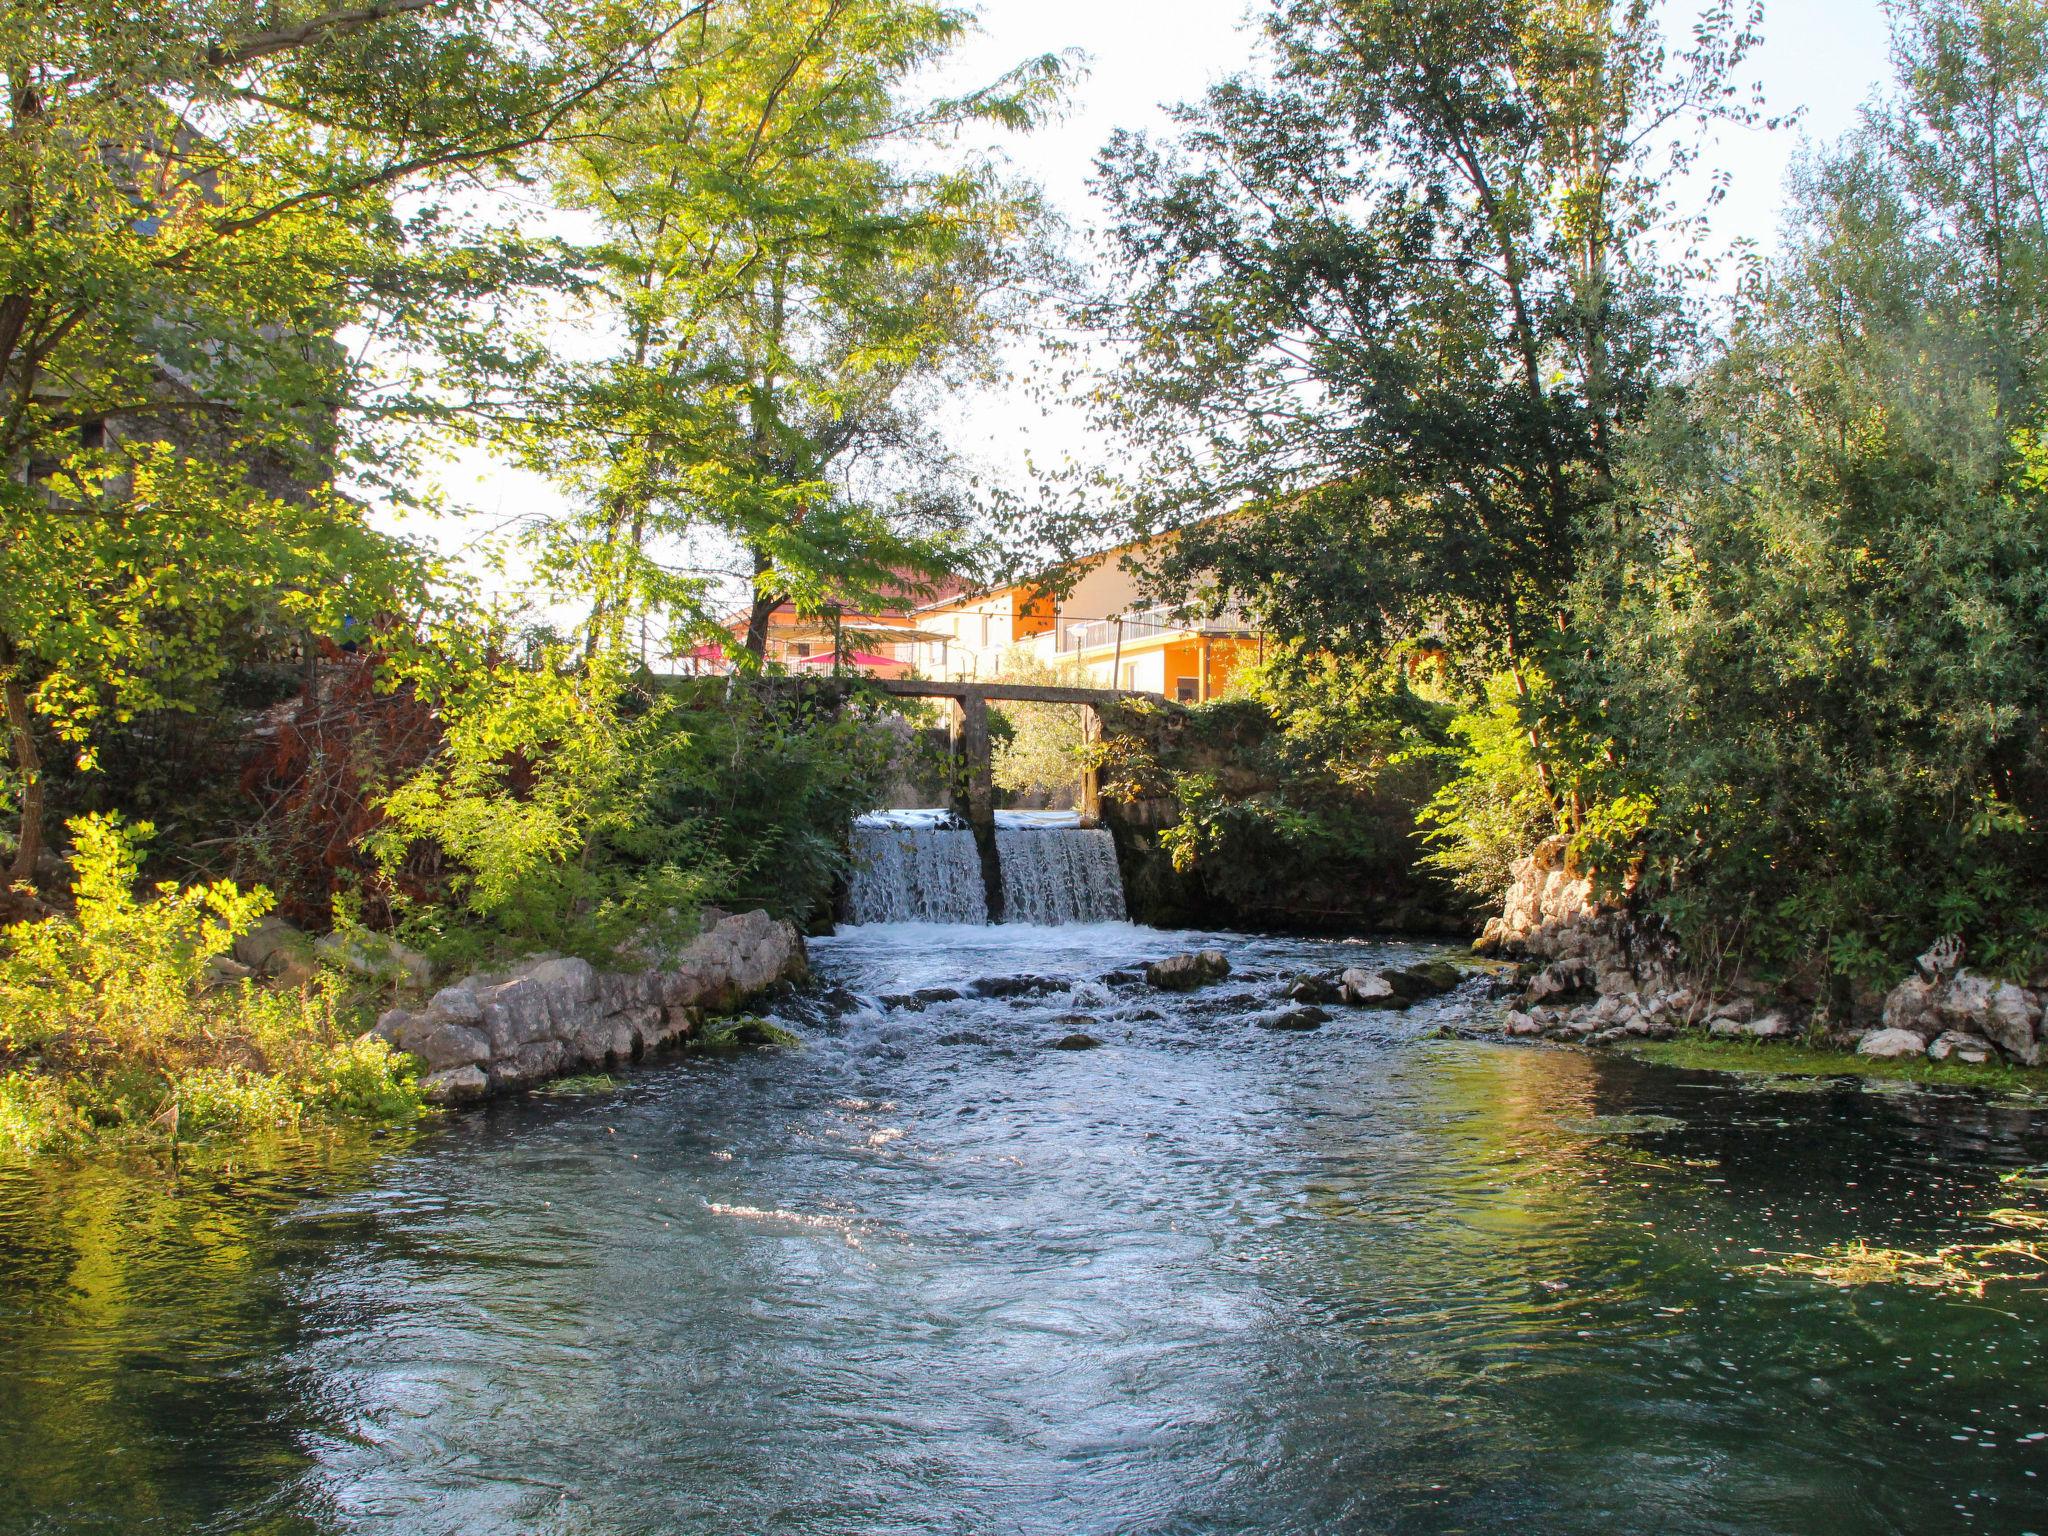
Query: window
79 419 107 450
791 642 812 659
1175 677 1200 703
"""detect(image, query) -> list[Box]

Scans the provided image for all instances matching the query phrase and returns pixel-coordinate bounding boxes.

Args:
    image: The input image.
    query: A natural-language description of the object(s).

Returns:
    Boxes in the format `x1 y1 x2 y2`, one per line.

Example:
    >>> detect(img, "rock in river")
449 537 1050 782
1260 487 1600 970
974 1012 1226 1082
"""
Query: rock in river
1252 1006 1330 1032
1146 951 1232 991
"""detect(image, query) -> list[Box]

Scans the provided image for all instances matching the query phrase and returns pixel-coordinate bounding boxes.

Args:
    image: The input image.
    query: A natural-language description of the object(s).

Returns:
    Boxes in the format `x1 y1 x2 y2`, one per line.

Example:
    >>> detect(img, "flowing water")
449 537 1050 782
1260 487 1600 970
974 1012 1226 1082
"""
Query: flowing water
993 827 1126 924
6 920 2048 1534
846 816 1126 925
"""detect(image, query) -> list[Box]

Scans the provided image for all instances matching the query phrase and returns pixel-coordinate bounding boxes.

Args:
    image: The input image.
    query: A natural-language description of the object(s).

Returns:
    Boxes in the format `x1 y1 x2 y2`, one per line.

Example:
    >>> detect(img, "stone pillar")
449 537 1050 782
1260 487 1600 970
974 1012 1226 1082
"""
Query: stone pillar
955 693 1004 920
1079 707 1102 823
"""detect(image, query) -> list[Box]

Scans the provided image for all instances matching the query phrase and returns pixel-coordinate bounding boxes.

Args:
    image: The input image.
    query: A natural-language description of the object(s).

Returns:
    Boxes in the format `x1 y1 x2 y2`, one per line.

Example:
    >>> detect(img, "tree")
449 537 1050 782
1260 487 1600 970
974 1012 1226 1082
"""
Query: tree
1561 0 2048 985
0 0 724 904
1080 0 1759 687
515 0 1067 663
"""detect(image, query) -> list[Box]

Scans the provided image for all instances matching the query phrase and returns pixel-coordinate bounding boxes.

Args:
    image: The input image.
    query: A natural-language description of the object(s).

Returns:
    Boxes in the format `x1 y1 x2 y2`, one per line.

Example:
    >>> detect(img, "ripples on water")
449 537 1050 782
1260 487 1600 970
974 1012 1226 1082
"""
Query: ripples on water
5 921 2048 1534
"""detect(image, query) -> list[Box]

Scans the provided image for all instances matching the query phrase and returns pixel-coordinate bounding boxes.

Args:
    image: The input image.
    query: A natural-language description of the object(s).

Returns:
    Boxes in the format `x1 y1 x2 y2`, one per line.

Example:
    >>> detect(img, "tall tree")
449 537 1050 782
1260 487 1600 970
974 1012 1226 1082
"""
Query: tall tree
0 0 720 901
515 0 1065 662
1561 0 2048 983
1081 0 1760 683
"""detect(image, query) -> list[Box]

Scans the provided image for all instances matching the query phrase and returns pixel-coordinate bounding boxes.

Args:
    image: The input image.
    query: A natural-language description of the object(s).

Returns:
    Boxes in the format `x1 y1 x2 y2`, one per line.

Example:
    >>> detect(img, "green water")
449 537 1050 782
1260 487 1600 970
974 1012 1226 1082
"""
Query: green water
3 921 2046 1533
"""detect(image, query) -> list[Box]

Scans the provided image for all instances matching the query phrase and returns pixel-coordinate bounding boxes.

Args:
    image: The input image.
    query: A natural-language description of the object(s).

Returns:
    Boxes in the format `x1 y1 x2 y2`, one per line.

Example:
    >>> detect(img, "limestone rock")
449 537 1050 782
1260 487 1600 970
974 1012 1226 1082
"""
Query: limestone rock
1880 976 1939 1040
1048 1033 1103 1050
1287 972 1346 1006
421 1065 488 1103
428 985 483 1024
1856 1027 1927 1059
1985 982 2043 1065
1745 1010 1794 1039
1526 963 1595 1006
1927 1030 1994 1064
1383 960 1465 1000
1253 1006 1329 1032
233 916 318 988
969 974 1068 999
203 954 255 987
1339 969 1404 1008
314 930 432 992
1145 950 1232 991
1503 1010 1542 1036
1935 970 1996 1033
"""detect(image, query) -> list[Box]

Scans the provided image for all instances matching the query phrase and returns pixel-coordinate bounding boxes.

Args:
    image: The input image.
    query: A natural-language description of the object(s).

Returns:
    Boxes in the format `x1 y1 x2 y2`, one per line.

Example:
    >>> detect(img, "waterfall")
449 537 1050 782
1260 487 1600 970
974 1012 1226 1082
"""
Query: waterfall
996 827 1127 925
845 825 990 924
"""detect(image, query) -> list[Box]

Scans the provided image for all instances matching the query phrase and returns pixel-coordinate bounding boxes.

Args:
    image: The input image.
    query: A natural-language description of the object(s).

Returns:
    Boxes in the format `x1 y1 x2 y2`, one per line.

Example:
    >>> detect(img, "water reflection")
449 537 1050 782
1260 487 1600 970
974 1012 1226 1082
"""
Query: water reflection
3 923 2047 1534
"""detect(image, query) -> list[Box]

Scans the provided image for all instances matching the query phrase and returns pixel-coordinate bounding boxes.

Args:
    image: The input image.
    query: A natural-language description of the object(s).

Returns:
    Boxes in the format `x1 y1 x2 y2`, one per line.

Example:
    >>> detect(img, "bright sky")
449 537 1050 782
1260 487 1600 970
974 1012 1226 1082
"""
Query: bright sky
426 0 1898 604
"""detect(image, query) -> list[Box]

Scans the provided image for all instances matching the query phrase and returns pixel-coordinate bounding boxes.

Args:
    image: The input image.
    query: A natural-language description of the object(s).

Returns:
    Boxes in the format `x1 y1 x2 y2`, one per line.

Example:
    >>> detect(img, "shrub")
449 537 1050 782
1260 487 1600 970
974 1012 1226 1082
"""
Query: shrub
0 814 423 1154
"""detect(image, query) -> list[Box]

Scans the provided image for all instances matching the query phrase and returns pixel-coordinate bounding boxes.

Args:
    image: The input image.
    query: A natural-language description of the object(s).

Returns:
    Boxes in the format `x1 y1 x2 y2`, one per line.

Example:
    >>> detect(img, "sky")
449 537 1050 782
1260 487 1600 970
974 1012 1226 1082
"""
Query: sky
424 0 1899 604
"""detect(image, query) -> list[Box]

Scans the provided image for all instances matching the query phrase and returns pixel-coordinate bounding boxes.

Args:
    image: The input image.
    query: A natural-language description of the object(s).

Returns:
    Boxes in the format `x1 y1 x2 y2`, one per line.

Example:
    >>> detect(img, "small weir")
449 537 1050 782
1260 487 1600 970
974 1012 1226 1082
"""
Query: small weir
847 810 1126 925
846 820 989 924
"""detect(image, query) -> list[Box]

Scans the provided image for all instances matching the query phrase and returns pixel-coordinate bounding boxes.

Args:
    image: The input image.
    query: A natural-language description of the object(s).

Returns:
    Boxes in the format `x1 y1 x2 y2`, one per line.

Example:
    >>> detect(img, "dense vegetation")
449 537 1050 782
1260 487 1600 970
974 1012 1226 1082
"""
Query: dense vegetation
1087 0 2048 992
0 0 1030 1150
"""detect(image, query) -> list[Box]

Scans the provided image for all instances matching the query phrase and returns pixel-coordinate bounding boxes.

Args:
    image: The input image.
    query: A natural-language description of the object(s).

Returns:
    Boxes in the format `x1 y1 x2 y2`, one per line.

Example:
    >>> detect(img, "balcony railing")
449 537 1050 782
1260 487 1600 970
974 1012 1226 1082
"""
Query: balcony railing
1055 607 1255 654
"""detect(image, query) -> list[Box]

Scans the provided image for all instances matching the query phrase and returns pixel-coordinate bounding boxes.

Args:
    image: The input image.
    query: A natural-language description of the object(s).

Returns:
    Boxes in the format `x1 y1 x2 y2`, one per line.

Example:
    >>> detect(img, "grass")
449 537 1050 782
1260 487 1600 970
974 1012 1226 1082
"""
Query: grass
690 1016 802 1051
1617 1034 2048 1096
541 1073 621 1095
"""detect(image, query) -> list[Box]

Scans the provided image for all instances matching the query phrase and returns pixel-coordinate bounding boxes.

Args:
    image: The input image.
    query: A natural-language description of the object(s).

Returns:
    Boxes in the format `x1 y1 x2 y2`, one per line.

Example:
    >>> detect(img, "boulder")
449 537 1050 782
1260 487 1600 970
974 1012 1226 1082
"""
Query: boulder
523 956 599 1027
1526 962 1595 1006
420 1065 488 1103
314 930 432 992
1383 960 1465 1000
1287 972 1346 1006
1927 1030 1994 1064
1048 1033 1103 1050
1744 1010 1795 1039
1503 1010 1542 1037
1934 969 1996 1031
401 1018 492 1073
202 954 254 988
1340 969 1404 1009
477 976 553 1053
428 984 484 1024
233 916 318 987
1252 1006 1329 1032
970 974 1069 999
1145 951 1232 992
1856 1028 1927 1060
1985 982 2043 1065
1880 976 1939 1040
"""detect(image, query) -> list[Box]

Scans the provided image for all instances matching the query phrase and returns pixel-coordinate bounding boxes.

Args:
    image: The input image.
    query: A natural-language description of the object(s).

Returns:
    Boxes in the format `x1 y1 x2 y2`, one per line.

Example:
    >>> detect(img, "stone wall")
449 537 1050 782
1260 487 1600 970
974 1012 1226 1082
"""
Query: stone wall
369 909 806 1103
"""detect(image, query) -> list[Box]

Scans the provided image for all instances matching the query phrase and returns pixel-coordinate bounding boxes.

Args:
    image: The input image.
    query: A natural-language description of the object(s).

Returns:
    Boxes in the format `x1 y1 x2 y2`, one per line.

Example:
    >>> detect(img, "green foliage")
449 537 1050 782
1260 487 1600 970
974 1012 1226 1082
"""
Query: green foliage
1413 678 1561 900
0 0 717 884
1555 0 2048 984
0 816 422 1154
1104 655 1473 929
376 650 731 959
1075 0 1760 676
377 657 894 962
516 0 1067 661
990 647 1094 802
0 814 273 1050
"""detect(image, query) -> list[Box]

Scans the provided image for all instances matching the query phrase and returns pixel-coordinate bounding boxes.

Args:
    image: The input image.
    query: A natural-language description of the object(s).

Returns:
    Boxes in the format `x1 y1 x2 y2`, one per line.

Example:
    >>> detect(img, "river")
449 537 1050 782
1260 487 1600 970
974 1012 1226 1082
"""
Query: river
4 919 2048 1533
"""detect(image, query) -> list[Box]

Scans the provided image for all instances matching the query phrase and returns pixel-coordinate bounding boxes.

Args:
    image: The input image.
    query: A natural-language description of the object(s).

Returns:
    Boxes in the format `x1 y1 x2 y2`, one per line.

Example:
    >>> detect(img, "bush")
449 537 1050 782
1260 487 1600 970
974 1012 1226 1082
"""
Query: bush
375 659 897 964
0 814 422 1154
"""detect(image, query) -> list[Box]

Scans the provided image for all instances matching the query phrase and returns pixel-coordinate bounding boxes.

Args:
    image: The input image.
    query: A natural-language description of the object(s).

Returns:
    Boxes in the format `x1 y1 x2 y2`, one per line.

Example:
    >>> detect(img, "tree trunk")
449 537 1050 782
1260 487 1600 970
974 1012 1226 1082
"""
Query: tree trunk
742 544 778 659
1 651 44 894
